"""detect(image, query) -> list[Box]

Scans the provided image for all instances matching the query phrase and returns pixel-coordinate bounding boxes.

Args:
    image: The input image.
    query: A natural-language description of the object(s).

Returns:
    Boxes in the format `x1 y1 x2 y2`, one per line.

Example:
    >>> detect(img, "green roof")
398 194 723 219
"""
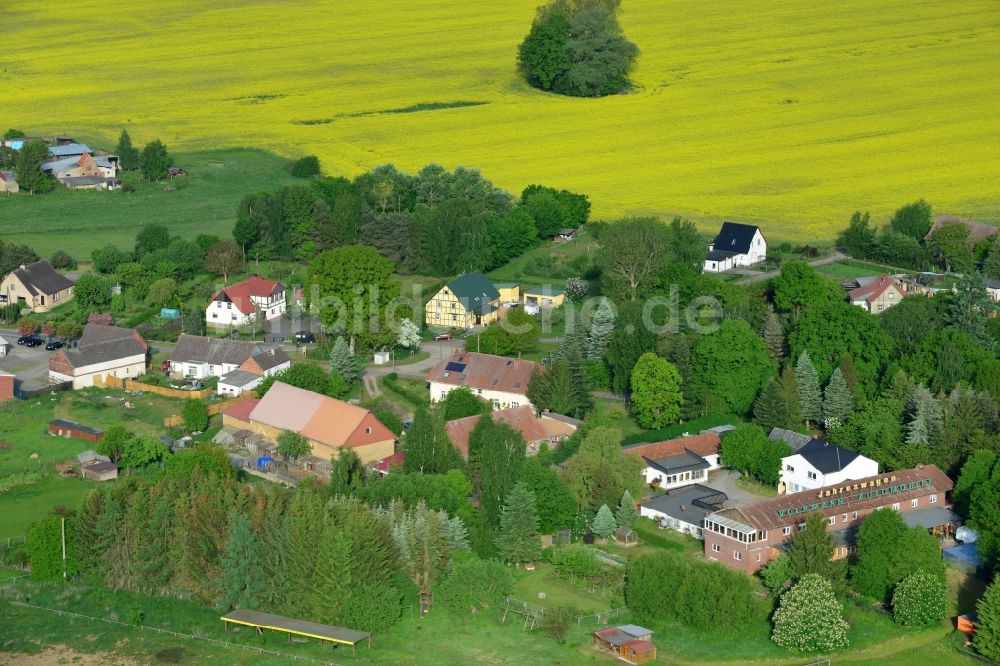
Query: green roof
446 271 500 315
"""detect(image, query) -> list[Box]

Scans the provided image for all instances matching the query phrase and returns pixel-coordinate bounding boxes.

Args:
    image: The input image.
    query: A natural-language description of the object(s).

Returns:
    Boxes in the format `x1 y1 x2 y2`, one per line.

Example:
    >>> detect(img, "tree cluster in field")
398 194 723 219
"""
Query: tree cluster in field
116 130 172 181
232 163 588 272
518 0 638 97
839 199 1000 278
625 550 759 631
758 507 947 652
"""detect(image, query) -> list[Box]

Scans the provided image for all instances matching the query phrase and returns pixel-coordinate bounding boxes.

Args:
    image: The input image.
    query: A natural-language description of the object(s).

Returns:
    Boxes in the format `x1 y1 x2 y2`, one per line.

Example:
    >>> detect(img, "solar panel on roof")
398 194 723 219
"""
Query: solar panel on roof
445 362 467 372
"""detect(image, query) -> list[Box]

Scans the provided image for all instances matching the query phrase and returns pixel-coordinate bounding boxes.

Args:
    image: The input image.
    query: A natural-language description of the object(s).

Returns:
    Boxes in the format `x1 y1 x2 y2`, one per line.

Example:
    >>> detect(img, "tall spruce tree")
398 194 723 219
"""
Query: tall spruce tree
219 514 265 611
494 481 542 565
15 140 54 194
823 368 855 427
753 378 789 431
606 303 655 396
778 365 801 426
309 520 352 622
795 351 823 427
615 490 637 530
115 129 140 171
787 512 841 588
330 336 361 386
760 305 785 361
469 416 527 526
402 408 462 474
905 386 943 449
587 297 616 360
592 504 617 539
667 333 699 418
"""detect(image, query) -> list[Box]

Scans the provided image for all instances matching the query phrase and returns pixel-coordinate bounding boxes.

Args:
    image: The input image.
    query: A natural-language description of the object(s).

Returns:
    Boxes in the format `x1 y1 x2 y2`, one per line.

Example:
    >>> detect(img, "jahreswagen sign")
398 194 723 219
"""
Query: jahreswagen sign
775 477 933 519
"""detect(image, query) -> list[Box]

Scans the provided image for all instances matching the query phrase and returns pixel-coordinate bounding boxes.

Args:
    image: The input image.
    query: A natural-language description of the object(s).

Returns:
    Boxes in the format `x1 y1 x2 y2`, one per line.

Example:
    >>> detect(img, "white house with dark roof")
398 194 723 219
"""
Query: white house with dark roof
640 483 729 538
48 324 148 389
624 433 722 490
703 222 767 273
169 334 290 392
779 438 878 494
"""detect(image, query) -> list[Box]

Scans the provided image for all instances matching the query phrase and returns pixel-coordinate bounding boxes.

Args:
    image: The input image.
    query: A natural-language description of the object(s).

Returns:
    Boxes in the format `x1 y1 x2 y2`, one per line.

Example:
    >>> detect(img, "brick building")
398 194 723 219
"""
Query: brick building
703 465 957 573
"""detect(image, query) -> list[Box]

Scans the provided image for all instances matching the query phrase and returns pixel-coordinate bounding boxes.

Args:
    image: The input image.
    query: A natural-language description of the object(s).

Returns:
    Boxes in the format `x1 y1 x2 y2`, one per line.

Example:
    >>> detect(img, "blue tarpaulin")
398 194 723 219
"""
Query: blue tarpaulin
944 542 983 574
257 456 274 471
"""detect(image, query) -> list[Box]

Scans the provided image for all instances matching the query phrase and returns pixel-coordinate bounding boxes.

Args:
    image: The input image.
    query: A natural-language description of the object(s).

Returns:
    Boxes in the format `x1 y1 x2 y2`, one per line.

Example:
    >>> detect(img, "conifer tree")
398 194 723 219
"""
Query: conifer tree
984 239 1000 281
753 378 789 431
309 520 352 622
905 385 943 448
330 336 361 386
115 129 140 171
823 368 855 427
592 504 617 539
667 333 699 418
615 490 637 530
837 354 861 398
14 140 54 194
771 574 849 652
135 490 175 591
219 514 265 611
403 408 462 474
760 305 785 360
495 481 542 565
587 297 615 360
778 364 801 426
787 512 841 588
795 352 822 427
469 416 527 526
975 578 1000 662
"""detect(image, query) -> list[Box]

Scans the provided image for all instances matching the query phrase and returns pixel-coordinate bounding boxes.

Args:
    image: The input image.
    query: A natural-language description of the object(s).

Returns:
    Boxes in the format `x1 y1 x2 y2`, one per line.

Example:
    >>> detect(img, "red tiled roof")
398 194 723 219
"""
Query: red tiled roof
426 351 540 396
848 274 904 303
444 406 546 457
210 275 283 315
623 433 721 461
374 451 404 473
621 639 656 653
223 398 259 422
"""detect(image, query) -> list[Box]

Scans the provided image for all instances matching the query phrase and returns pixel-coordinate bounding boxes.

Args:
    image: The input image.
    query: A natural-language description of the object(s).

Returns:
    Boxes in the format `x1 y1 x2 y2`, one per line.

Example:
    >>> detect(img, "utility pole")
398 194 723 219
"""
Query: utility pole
61 516 67 581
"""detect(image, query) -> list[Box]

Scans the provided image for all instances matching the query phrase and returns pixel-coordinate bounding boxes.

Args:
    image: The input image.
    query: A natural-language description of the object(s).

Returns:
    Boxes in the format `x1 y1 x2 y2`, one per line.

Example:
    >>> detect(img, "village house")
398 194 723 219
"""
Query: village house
42 152 120 190
168 334 290 393
703 222 767 272
0 260 75 312
522 287 565 314
703 465 957 573
425 271 503 328
48 324 148 389
780 438 879 494
427 351 540 409
206 275 286 328
221 381 395 464
639 483 729 539
623 432 722 490
848 274 906 313
443 406 578 457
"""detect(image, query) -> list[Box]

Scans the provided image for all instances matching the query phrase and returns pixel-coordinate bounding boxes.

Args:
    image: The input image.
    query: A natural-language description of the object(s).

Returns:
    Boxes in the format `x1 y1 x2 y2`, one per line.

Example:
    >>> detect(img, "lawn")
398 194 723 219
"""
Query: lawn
815 260 907 280
591 397 642 439
510 564 618 614
0 148 299 258
488 230 598 287
0 476 94 540
3 1 997 242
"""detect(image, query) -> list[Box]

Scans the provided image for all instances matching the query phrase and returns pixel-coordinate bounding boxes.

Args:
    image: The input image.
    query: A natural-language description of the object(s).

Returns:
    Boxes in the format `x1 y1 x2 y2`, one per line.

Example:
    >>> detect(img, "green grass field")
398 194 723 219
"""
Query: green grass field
2 0 997 242
0 149 298 258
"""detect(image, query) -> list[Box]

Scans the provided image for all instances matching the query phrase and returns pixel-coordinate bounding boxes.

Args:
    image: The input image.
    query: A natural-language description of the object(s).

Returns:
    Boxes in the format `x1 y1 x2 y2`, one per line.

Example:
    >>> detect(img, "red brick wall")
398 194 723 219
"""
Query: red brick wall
48 351 75 377
0 374 13 401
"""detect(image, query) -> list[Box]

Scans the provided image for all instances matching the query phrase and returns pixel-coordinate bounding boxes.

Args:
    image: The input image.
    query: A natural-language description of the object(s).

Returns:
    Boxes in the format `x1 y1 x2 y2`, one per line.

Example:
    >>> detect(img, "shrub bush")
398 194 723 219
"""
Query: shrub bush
436 555 512 615
339 584 402 632
892 570 946 626
290 155 320 177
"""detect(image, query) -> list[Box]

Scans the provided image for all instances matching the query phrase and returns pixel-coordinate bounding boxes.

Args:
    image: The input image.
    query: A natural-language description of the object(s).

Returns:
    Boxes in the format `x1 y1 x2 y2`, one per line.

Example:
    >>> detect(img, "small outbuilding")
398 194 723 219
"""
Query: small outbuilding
592 625 655 664
81 461 118 482
49 419 104 443
0 335 11 356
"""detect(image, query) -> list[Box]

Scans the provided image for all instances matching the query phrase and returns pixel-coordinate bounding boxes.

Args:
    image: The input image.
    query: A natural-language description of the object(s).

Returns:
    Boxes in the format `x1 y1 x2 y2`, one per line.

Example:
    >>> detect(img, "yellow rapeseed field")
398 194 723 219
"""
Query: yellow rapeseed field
2 0 997 240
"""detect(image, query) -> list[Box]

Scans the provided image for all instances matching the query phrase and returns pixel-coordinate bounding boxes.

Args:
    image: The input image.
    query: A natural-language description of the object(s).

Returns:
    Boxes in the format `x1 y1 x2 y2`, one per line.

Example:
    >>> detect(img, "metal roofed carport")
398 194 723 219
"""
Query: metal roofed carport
221 609 371 653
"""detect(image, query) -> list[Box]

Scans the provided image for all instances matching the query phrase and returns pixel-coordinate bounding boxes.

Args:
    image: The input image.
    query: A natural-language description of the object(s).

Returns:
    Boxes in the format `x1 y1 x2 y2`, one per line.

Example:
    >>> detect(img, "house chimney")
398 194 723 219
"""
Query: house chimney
19 264 25 270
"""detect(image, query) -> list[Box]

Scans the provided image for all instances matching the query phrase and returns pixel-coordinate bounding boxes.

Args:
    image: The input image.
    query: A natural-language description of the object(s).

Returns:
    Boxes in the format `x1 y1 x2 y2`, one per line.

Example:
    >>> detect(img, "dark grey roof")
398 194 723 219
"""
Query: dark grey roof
769 428 812 452
251 347 290 371
645 449 710 475
796 438 860 474
641 484 728 526
12 260 74 296
170 334 265 366
705 249 739 261
47 143 91 157
219 369 261 388
902 507 961 529
49 419 102 435
710 221 761 255
84 461 118 475
445 271 499 315
986 279 1000 290
77 450 111 465
62 325 146 369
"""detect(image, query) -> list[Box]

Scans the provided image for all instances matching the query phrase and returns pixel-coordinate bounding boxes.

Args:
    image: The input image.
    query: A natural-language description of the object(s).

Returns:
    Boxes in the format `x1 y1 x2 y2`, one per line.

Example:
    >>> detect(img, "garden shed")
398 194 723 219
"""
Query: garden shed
49 419 104 443
614 527 637 547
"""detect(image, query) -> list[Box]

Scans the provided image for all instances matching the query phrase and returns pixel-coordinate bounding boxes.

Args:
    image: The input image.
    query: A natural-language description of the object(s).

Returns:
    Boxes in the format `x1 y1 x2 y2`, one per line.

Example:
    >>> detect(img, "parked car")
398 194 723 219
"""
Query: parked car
45 340 64 351
294 330 316 343
16 335 31 345
432 332 452 341
24 337 44 348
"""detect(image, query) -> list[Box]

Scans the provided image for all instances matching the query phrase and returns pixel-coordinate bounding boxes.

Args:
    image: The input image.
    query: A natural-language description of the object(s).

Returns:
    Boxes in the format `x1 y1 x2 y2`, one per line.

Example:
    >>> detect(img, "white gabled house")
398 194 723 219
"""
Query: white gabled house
703 222 767 273
426 351 540 410
168 334 290 395
206 275 286 328
622 433 722 491
779 438 879 494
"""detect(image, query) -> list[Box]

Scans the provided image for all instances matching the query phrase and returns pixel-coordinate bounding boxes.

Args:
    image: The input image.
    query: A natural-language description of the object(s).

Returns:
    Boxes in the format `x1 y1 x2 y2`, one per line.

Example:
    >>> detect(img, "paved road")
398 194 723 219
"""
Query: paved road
733 251 847 285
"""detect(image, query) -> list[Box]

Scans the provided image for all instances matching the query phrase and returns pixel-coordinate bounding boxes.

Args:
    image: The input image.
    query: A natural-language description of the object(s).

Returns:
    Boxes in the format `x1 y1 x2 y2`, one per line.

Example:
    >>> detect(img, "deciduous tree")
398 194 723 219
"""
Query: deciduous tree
139 139 171 181
771 574 849 652
892 570 946 626
630 352 683 429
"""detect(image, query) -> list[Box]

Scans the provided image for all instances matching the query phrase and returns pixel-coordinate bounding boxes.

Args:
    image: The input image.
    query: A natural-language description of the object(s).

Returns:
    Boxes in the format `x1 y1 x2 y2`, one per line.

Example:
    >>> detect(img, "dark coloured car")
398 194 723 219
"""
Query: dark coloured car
294 330 316 343
24 337 44 348
432 332 452 341
45 340 64 351
16 335 31 345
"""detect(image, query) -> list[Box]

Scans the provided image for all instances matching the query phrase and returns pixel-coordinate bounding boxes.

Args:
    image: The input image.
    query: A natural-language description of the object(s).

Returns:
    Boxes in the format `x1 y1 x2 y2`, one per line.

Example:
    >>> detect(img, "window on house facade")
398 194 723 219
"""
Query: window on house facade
828 516 836 526
712 543 720 553
807 471 817 480
782 526 792 536
911 498 918 508
733 551 742 561
852 511 858 520
929 494 937 503
842 513 848 523
891 502 900 511
785 464 794 472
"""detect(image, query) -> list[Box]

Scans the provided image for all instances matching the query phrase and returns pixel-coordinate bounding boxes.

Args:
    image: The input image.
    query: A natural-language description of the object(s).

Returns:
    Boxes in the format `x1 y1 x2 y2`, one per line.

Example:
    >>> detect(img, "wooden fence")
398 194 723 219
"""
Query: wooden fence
163 395 256 427
95 375 213 400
